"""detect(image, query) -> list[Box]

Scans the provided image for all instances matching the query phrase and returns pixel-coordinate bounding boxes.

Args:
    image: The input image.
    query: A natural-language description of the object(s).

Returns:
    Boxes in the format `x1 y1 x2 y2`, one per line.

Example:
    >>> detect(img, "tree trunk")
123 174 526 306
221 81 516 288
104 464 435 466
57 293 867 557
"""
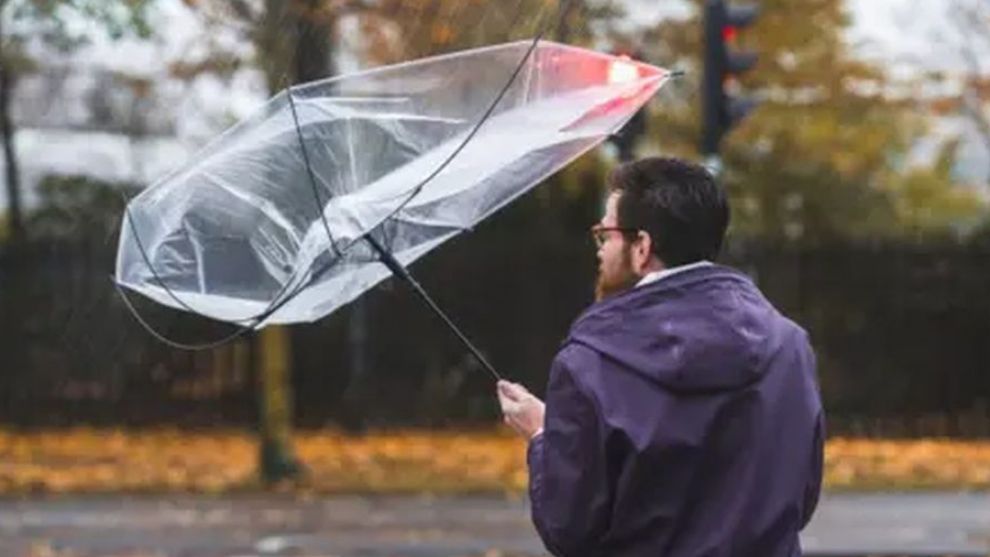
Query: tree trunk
254 0 336 484
292 0 375 433
257 325 302 483
294 0 334 83
0 13 24 246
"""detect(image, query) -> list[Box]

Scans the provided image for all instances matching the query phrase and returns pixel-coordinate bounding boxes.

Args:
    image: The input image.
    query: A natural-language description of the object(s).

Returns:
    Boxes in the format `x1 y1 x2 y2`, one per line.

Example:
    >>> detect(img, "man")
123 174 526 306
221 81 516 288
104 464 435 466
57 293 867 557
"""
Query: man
497 157 824 557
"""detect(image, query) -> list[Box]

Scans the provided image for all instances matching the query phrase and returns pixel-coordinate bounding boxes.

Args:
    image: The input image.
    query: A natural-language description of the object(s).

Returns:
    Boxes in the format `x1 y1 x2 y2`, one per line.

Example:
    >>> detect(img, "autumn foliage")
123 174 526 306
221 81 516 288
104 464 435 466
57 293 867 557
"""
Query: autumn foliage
0 429 988 495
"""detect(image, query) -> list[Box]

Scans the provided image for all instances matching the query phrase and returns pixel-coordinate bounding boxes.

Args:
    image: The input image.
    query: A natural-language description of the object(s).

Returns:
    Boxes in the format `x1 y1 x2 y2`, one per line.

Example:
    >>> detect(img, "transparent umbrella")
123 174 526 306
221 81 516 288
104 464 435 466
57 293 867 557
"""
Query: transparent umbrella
115 39 672 369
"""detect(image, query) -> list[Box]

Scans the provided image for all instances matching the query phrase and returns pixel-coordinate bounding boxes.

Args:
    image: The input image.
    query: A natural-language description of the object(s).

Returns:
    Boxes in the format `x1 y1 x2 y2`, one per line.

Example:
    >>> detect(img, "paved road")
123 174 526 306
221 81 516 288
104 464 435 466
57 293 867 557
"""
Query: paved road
1 493 988 556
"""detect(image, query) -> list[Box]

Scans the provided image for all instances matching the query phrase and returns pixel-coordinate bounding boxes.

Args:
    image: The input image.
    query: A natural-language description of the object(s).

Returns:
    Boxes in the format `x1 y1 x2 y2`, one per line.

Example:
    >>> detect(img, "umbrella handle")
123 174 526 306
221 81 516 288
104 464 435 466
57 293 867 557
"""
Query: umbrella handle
364 234 503 382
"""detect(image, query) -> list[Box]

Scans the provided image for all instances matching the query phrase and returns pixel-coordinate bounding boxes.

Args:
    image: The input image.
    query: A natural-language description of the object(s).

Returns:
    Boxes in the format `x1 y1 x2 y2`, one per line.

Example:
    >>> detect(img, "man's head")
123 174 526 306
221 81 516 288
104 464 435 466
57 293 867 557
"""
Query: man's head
594 157 729 300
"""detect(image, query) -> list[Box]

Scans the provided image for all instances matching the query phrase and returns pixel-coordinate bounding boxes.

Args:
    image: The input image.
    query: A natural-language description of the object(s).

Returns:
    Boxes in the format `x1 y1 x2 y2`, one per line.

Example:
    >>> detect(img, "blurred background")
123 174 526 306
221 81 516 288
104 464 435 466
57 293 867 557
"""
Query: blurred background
0 0 989 556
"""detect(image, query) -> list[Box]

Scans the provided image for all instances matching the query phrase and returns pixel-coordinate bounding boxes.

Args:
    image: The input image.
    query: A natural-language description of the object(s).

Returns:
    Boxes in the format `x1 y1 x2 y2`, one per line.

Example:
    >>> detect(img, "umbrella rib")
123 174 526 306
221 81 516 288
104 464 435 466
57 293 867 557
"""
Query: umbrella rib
286 90 342 260
111 277 256 351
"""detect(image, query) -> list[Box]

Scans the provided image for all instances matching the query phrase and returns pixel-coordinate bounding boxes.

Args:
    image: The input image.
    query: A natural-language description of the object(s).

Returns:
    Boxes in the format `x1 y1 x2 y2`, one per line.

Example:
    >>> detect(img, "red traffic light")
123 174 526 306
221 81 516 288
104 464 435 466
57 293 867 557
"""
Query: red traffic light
722 26 738 42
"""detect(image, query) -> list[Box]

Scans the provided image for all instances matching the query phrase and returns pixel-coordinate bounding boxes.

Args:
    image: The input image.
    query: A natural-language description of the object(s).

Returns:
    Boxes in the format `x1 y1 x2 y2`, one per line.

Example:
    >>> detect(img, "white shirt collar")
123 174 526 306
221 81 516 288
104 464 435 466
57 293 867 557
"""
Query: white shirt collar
636 260 713 288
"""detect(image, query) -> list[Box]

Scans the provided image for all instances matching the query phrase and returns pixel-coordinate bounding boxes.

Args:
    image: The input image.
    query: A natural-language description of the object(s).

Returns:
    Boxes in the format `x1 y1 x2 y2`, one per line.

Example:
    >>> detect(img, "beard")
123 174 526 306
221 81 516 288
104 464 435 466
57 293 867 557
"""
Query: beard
594 245 640 302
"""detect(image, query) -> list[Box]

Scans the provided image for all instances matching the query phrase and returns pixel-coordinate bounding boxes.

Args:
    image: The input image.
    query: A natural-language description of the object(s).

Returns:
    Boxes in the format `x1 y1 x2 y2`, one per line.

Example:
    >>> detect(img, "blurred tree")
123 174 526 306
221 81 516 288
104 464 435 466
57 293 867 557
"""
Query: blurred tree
928 0 990 236
253 0 330 485
178 0 359 91
631 0 985 243
181 0 350 483
890 138 987 236
356 0 620 63
938 0 990 190
0 0 152 247
177 0 625 479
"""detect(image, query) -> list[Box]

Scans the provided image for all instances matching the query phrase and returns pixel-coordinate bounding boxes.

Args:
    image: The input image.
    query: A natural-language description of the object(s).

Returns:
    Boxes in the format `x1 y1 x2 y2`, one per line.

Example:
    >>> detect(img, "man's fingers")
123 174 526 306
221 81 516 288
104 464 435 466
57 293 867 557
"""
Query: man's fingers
498 390 520 413
497 380 541 438
497 388 517 410
498 380 531 401
497 382 521 402
497 380 517 394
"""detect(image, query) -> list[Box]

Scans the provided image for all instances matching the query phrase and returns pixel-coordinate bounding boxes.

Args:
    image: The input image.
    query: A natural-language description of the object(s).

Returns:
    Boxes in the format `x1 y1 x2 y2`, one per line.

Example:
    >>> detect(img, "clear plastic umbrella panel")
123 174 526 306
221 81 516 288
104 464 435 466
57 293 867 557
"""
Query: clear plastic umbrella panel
115 40 671 329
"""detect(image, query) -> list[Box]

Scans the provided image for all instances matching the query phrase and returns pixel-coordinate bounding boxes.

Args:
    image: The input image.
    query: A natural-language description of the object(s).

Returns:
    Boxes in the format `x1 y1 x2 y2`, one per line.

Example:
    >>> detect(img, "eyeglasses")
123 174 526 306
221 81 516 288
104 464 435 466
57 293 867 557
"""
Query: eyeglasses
590 224 638 248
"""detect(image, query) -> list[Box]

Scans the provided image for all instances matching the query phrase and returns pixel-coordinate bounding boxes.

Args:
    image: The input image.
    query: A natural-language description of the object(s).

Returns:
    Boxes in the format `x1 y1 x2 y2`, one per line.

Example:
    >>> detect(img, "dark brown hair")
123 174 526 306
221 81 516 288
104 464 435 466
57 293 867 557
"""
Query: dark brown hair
607 157 729 267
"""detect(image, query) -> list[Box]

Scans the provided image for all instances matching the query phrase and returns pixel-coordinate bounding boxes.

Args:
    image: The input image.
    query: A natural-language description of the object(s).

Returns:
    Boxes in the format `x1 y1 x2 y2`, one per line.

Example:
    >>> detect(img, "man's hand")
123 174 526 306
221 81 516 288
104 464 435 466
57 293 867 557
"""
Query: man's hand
497 380 545 439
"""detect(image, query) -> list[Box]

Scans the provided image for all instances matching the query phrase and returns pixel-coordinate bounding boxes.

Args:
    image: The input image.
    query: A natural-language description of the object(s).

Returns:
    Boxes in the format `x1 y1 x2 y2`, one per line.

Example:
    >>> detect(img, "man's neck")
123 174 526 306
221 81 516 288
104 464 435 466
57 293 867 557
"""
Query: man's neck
636 260 713 288
642 260 665 276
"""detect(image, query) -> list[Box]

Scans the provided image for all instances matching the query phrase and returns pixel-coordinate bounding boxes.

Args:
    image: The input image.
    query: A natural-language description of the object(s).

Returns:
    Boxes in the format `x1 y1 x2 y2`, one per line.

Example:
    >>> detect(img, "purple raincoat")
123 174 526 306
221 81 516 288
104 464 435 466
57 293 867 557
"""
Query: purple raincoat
528 264 824 557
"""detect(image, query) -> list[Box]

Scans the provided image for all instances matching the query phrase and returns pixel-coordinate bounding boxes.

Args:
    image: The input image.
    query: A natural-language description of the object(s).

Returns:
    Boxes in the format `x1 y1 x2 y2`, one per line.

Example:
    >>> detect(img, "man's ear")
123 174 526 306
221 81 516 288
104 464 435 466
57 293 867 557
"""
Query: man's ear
634 230 653 271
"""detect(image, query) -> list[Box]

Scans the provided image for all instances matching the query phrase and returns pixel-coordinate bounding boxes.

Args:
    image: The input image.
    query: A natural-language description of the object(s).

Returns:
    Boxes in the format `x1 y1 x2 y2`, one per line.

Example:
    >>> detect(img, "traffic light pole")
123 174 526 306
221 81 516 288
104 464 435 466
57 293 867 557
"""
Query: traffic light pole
701 0 727 159
700 0 759 172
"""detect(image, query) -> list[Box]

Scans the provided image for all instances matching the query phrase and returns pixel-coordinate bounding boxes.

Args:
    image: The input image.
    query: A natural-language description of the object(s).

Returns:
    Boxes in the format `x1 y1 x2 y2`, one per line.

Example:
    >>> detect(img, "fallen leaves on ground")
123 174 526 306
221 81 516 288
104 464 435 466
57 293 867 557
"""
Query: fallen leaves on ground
0 429 988 495
825 437 990 490
0 428 525 495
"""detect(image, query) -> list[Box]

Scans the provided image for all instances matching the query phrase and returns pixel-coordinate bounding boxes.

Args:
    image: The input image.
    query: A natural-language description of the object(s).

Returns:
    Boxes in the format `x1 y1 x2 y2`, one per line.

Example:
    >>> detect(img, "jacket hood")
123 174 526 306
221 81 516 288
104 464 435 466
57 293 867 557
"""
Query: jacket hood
567 264 783 393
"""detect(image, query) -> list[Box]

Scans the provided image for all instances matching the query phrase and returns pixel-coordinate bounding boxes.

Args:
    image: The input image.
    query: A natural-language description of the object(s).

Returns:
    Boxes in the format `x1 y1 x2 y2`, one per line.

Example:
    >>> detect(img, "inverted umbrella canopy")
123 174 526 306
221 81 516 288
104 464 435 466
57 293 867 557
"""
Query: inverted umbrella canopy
115 40 671 327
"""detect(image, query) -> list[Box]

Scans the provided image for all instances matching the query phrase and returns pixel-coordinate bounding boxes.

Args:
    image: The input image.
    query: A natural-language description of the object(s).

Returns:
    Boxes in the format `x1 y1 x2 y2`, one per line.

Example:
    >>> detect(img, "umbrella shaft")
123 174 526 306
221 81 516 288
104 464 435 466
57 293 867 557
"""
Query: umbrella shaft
364 235 502 382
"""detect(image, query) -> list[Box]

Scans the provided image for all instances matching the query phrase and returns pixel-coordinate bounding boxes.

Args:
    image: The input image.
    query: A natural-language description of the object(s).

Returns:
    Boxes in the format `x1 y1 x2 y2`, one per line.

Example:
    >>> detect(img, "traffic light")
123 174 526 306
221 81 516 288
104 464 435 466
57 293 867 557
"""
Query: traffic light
701 0 759 157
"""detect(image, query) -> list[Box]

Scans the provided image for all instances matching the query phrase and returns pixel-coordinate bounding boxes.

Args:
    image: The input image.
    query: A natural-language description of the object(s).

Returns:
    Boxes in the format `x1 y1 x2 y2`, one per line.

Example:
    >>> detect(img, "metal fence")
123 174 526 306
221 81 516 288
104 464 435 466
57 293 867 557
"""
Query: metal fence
2 229 989 434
